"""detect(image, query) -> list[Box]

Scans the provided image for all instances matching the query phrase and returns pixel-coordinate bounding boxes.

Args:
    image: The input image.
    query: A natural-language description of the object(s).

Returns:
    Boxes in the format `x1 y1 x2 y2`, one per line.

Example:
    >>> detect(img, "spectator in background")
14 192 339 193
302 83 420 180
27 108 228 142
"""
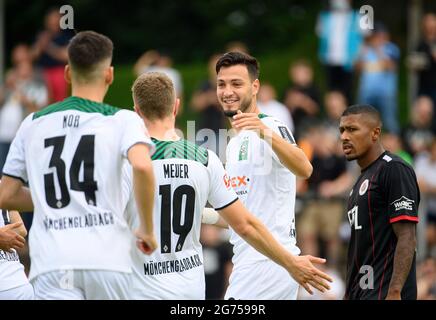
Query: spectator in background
402 96 434 157
284 60 320 139
316 0 363 102
415 139 436 258
200 225 233 300
417 258 436 299
381 132 413 166
190 54 227 153
356 23 400 134
298 124 353 266
323 90 347 133
31 8 73 103
258 82 294 133
134 50 183 101
0 44 48 172
408 13 436 132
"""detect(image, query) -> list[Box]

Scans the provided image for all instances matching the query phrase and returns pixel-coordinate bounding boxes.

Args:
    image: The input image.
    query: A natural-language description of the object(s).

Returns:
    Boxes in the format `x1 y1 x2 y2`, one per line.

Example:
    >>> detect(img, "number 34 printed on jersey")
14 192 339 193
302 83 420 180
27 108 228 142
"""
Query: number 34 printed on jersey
44 135 98 209
348 205 362 230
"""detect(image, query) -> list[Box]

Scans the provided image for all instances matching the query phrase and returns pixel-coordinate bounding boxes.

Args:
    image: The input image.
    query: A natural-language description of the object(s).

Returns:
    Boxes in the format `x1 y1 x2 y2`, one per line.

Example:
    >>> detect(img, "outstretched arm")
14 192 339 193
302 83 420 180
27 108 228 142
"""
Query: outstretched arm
218 199 332 294
386 222 416 300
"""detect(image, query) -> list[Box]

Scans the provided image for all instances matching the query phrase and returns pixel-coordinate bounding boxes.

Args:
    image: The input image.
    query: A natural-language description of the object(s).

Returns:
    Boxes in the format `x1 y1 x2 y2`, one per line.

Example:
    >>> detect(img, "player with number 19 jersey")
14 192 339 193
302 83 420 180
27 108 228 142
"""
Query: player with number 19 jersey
2 97 154 281
123 138 237 299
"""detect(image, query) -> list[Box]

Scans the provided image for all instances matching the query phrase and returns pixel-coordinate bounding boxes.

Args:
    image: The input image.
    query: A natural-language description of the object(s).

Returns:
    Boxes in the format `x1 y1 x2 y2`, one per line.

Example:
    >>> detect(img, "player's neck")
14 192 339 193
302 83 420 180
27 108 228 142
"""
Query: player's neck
71 84 107 103
358 144 385 170
146 119 180 141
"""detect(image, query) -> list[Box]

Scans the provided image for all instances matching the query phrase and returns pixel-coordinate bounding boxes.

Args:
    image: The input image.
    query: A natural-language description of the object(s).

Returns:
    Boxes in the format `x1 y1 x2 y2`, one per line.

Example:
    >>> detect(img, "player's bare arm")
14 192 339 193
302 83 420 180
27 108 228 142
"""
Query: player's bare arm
218 199 332 294
9 211 27 238
0 176 34 212
0 222 25 252
386 222 417 300
231 111 312 179
127 143 157 255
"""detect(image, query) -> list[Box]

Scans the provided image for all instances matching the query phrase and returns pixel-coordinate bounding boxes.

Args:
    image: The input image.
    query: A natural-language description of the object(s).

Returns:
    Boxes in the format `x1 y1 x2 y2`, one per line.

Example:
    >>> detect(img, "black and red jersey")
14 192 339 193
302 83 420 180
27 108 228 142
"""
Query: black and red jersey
345 151 419 300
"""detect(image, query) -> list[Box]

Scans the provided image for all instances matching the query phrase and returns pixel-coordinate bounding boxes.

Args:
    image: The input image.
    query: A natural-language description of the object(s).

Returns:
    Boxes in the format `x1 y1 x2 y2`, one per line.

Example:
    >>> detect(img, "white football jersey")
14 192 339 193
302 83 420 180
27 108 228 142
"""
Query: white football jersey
226 114 301 268
0 207 29 291
2 96 154 280
123 138 237 300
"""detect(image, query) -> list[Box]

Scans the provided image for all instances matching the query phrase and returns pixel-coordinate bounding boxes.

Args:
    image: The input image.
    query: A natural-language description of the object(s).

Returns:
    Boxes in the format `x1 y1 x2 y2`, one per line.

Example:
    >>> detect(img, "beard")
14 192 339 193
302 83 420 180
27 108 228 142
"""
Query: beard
224 110 238 117
223 96 252 118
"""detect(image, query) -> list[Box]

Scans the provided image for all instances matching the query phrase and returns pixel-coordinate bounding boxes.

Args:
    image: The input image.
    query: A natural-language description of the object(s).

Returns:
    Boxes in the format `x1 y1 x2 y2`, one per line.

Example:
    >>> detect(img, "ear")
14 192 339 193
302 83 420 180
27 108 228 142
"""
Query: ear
252 79 260 96
105 66 114 85
372 126 381 141
173 98 180 117
64 65 71 84
134 104 143 118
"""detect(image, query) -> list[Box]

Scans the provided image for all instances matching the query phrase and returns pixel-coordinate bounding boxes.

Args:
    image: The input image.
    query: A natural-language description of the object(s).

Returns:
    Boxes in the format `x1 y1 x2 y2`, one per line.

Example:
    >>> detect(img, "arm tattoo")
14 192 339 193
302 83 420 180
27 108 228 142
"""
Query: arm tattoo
389 222 416 294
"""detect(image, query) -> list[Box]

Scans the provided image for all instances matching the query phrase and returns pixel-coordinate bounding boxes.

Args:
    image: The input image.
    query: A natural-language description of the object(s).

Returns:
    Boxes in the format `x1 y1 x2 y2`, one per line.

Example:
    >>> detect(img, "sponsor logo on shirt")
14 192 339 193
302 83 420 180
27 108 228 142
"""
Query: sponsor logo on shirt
226 175 250 196
278 126 295 144
391 196 414 211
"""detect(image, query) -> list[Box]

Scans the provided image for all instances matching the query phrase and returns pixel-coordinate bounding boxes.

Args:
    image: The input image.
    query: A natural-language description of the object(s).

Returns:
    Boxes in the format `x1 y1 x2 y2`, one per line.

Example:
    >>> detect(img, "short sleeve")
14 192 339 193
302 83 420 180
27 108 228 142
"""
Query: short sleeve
261 116 297 165
263 117 296 145
2 114 33 183
207 150 238 210
119 110 155 158
382 162 420 224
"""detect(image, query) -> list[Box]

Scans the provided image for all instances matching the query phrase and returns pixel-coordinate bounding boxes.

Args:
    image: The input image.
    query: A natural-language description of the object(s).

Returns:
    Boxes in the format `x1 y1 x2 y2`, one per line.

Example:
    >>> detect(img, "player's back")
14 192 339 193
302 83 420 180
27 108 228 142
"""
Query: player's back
4 96 151 280
124 138 237 299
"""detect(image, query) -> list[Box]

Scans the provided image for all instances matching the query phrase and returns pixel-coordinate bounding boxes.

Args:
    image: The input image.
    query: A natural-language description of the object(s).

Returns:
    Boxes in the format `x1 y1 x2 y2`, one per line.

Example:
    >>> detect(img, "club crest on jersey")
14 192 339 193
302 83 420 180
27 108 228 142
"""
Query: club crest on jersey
391 196 414 211
359 179 369 196
238 137 249 161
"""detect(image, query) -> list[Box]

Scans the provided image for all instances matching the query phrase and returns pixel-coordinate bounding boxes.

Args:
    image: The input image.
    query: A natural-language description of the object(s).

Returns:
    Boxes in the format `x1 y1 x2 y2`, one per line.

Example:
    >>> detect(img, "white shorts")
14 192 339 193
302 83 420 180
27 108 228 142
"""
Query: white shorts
31 270 132 300
225 259 299 300
0 283 34 300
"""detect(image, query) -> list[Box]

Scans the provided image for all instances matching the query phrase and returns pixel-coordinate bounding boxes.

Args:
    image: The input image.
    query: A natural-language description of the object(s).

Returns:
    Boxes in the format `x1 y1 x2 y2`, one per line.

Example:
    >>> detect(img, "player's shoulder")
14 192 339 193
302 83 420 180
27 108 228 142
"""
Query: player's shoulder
379 151 415 175
151 138 209 167
32 96 123 121
258 113 296 144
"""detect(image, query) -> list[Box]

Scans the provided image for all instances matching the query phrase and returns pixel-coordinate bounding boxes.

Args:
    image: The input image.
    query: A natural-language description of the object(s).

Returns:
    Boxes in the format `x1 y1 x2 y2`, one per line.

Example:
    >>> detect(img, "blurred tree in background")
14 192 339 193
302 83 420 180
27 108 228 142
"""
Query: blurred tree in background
4 0 436 130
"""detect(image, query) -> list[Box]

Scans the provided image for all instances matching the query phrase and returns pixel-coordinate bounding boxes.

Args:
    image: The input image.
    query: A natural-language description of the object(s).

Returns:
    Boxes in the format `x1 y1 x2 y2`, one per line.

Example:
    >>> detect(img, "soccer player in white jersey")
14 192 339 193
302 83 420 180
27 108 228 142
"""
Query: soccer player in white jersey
0 31 157 300
124 72 332 299
215 51 329 299
0 203 34 300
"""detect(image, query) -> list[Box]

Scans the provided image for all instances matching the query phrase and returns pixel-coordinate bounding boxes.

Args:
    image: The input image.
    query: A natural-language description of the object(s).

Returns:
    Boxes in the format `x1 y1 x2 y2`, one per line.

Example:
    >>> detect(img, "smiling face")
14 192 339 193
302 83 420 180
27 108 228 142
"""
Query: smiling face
216 64 259 116
339 114 380 161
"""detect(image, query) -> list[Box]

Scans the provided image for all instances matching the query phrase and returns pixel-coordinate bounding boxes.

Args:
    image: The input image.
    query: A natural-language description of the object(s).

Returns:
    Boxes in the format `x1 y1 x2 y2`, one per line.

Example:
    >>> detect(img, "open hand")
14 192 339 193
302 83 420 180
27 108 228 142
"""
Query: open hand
288 255 333 294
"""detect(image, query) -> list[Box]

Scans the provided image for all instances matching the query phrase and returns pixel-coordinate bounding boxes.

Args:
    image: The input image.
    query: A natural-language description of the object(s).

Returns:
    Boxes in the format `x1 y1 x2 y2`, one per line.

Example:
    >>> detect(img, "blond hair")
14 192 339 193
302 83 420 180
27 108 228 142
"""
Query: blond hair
132 72 175 120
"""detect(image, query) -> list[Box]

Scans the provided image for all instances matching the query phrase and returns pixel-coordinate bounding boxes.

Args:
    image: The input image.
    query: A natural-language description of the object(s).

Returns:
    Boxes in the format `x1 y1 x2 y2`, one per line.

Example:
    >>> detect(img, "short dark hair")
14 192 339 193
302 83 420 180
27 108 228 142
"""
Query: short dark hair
68 31 113 72
216 52 259 80
342 104 382 126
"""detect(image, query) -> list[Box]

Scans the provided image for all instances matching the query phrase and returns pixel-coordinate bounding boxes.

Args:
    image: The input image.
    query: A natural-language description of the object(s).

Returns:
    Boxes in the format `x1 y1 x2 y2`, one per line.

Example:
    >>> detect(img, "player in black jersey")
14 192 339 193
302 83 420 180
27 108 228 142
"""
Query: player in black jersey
339 105 420 300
